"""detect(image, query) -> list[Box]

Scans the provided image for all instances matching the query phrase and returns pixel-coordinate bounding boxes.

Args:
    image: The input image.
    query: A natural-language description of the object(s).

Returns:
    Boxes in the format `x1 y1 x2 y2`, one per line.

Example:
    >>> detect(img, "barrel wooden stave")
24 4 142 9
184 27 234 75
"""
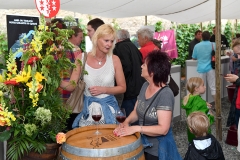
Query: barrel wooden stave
60 124 145 160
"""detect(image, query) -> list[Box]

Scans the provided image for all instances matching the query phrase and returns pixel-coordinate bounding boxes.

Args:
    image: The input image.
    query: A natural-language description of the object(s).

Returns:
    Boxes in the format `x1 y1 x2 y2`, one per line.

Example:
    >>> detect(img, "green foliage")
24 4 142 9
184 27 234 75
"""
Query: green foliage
7 135 45 160
0 32 8 54
155 21 163 32
203 23 215 34
236 22 240 34
112 19 121 30
78 18 87 52
0 15 72 160
63 15 87 52
224 21 233 47
0 32 8 69
63 16 78 27
171 24 200 67
157 21 235 69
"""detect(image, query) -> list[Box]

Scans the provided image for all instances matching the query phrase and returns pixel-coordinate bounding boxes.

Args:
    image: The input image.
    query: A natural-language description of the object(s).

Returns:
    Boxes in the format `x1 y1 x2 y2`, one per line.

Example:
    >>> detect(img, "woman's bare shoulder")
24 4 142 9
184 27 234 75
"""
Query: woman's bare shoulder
112 54 120 62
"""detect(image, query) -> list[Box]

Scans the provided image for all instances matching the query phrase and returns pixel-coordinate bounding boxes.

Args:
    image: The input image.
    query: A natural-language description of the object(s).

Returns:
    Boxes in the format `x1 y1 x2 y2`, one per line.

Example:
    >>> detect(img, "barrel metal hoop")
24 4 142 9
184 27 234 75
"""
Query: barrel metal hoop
62 135 142 157
60 149 144 160
59 152 70 160
126 148 144 160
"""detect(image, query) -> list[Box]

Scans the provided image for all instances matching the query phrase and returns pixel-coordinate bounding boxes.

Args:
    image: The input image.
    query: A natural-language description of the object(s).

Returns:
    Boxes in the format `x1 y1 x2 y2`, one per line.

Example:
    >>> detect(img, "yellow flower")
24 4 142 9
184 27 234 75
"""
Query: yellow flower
0 108 16 126
35 72 45 82
6 62 17 76
26 82 32 89
38 25 45 30
0 75 3 82
31 39 42 53
27 80 40 107
0 116 6 126
15 66 32 83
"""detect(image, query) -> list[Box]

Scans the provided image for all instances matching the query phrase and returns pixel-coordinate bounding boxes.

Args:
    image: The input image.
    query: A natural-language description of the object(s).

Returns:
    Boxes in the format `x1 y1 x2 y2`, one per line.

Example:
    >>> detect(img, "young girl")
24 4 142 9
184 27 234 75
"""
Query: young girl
182 77 215 142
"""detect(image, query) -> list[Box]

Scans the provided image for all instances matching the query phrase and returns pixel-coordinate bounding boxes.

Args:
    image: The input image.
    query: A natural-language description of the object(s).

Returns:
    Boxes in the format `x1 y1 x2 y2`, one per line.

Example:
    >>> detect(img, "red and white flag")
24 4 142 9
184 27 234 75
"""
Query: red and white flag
35 0 60 18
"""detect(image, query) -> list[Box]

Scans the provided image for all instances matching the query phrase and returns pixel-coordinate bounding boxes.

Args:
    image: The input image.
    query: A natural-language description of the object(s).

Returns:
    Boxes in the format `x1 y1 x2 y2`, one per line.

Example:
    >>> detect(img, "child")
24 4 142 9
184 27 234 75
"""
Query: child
184 111 225 160
182 77 214 142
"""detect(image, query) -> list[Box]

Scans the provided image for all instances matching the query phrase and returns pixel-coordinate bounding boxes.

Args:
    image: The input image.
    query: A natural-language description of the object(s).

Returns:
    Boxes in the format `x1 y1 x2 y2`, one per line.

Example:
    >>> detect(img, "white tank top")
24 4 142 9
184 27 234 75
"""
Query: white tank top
78 54 115 127
83 54 115 98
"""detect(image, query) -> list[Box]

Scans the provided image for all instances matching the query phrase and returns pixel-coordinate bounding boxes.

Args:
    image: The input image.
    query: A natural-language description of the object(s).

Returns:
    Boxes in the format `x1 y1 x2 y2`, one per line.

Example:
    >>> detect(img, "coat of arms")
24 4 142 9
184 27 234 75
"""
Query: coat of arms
35 0 60 18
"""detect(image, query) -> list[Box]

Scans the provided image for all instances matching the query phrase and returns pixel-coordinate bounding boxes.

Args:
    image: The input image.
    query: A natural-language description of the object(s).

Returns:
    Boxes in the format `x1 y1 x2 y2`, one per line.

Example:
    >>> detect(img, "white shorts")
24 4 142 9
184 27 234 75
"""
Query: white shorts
198 69 216 95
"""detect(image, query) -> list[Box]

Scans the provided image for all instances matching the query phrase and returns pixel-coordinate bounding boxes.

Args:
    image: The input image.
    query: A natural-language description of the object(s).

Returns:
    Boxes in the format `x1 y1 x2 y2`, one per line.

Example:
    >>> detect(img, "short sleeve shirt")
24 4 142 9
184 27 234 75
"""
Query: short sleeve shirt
192 41 215 73
136 82 175 156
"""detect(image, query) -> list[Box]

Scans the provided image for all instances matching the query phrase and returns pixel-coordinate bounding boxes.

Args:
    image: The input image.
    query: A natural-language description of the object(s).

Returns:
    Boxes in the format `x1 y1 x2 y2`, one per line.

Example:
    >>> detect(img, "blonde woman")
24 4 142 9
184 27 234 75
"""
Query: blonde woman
61 24 126 128
181 77 214 142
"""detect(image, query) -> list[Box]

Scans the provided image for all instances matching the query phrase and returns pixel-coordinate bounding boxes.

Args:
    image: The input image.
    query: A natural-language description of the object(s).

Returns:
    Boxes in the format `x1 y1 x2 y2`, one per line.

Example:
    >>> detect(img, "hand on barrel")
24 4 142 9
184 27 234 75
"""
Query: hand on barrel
113 124 138 137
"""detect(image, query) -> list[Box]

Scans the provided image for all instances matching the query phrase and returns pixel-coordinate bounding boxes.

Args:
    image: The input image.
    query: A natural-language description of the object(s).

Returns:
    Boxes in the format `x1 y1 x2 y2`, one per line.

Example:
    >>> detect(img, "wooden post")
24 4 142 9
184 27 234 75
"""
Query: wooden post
215 0 222 141
145 16 147 25
200 22 203 31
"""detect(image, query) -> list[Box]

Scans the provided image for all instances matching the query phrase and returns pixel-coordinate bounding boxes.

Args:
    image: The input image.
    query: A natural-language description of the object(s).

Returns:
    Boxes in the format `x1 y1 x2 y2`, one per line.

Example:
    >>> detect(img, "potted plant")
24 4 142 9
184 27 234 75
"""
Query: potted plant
0 15 77 160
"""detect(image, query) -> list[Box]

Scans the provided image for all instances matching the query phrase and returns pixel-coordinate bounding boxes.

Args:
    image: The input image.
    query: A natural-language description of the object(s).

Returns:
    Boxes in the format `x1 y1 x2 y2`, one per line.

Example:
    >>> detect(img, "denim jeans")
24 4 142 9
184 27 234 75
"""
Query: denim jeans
121 98 138 125
141 128 182 160
121 98 137 116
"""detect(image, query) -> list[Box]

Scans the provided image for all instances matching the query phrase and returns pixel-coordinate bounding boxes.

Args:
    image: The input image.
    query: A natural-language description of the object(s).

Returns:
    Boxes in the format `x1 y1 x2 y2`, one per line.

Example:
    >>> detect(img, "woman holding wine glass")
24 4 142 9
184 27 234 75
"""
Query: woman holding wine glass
114 50 181 160
60 24 126 128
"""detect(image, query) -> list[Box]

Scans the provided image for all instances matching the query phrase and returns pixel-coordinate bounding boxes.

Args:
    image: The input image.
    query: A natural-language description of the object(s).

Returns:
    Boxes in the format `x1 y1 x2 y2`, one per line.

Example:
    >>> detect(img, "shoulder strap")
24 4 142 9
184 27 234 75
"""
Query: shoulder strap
143 86 166 126
79 52 87 81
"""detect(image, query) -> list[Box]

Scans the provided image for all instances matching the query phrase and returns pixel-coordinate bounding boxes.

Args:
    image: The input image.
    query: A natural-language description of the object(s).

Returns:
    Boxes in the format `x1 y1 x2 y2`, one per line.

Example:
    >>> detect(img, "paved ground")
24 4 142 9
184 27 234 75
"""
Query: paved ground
174 79 240 159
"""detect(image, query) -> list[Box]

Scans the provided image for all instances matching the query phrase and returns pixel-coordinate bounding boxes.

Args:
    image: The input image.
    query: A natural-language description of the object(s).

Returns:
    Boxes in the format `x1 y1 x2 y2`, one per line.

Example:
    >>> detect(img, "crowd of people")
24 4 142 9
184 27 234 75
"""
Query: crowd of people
37 18 240 159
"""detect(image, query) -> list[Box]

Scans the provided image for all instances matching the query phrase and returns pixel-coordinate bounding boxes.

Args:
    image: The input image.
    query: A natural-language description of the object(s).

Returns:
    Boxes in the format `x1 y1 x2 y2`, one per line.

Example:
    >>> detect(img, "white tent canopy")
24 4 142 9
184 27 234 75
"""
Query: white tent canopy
1 0 240 24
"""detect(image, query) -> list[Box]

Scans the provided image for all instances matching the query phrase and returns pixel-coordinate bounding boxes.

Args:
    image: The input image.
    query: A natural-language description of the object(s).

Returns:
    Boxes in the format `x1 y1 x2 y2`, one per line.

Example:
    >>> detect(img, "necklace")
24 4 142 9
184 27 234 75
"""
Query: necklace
94 55 106 65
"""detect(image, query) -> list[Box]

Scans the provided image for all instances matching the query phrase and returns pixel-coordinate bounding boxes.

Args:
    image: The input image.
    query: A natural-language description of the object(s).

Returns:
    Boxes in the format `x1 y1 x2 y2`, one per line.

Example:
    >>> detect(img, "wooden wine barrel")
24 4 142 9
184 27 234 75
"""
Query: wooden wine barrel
60 124 145 160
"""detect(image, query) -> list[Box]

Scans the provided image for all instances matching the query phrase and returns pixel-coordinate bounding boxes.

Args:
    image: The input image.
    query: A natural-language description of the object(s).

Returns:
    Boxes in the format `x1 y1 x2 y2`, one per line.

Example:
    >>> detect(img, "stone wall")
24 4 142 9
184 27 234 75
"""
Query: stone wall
0 9 172 35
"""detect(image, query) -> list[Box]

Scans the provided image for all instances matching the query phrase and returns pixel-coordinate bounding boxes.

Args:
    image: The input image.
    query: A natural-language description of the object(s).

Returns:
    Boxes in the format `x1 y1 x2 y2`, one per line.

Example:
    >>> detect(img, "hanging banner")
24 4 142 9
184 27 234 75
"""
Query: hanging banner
154 30 178 59
6 15 39 70
35 0 60 18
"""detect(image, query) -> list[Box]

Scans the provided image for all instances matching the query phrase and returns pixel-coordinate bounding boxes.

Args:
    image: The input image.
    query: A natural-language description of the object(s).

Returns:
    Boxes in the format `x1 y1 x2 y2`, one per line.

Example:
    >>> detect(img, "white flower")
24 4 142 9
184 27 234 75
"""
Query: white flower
35 107 52 126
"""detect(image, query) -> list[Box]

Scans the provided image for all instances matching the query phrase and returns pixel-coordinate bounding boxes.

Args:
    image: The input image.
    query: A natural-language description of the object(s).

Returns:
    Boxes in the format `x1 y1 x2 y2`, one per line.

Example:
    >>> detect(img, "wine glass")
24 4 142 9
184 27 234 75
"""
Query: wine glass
92 106 102 135
116 108 126 124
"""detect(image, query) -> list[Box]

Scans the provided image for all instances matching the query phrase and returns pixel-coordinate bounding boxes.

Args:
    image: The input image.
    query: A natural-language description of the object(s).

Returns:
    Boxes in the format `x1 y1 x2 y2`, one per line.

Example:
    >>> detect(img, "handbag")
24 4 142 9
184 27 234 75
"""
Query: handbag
168 75 179 97
65 52 87 113
211 43 215 69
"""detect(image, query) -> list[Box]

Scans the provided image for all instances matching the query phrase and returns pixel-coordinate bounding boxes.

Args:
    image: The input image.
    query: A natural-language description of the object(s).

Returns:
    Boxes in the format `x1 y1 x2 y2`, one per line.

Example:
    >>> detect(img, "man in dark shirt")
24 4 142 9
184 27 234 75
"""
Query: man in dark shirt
188 30 202 59
210 26 229 48
113 29 145 119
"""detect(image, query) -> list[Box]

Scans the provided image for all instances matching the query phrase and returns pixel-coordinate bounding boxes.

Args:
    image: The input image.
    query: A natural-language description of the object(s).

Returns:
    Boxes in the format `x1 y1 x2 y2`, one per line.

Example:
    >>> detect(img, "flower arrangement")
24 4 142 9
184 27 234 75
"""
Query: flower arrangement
0 15 79 160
